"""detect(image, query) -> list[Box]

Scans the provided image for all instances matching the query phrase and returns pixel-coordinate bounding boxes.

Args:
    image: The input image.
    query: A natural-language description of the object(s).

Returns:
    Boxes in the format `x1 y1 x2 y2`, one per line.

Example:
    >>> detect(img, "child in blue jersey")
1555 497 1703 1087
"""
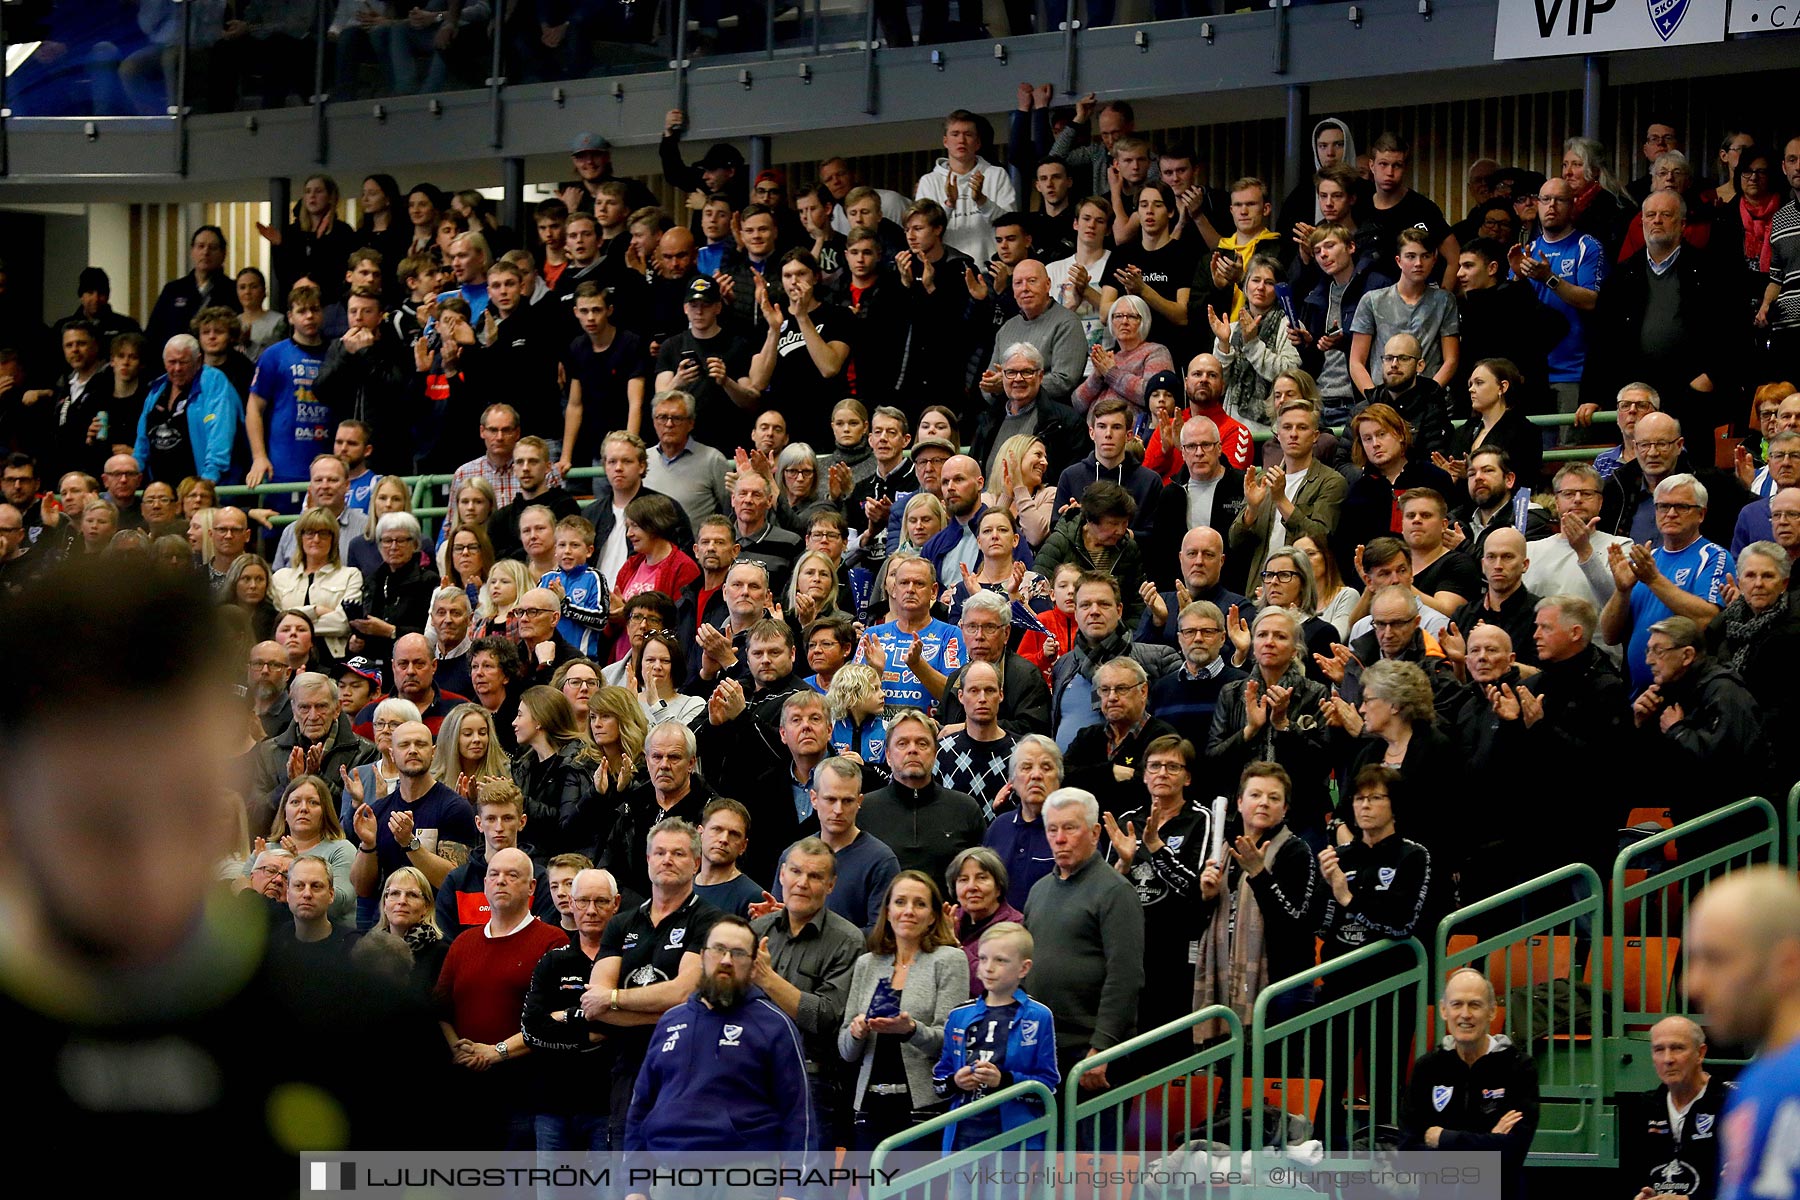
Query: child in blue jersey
828 663 889 763
860 553 964 715
933 922 1059 1164
246 284 330 495
538 514 610 657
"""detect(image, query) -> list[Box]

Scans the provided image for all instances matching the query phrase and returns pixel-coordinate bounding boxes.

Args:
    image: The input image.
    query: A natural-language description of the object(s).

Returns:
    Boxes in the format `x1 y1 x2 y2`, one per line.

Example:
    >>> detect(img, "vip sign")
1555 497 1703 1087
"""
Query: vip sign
1729 0 1800 32
1494 0 1727 57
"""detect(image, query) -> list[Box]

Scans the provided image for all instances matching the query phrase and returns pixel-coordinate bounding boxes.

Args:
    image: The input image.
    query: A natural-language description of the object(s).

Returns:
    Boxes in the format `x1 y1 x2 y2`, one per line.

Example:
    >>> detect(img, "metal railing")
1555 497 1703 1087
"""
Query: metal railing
1608 795 1781 1056
1249 937 1429 1158
869 1078 1058 1200
1059 1003 1243 1196
1788 782 1800 870
1435 863 1606 1163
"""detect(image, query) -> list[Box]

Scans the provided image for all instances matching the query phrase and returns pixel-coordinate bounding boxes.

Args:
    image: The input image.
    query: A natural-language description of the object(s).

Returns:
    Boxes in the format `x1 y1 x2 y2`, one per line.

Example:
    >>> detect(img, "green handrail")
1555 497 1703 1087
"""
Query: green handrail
1609 795 1780 1052
1789 783 1800 870
868 1078 1057 1200
1249 937 1429 1159
1435 862 1606 1161
1057 1002 1243 1195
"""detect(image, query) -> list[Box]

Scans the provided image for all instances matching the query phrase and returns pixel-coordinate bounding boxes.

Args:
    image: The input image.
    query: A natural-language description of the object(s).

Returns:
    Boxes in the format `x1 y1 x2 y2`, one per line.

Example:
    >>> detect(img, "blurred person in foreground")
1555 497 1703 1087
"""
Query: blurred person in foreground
0 559 448 1174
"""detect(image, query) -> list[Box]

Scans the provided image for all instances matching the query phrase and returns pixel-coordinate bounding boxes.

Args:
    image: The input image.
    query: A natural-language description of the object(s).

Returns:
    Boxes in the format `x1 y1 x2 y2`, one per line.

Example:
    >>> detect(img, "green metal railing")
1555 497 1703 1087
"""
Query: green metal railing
1249 938 1429 1158
1609 796 1781 1055
1435 863 1607 1163
212 465 611 539
869 1079 1058 1200
1249 408 1618 466
1788 783 1800 870
1058 1004 1243 1199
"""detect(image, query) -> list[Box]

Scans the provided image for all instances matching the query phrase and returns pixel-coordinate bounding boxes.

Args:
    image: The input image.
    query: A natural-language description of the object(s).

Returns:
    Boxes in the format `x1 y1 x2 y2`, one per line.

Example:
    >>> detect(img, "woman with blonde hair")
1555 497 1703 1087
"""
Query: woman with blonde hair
178 475 218 518
787 549 846 626
186 505 217 564
987 433 1057 549
439 477 497 552
477 558 533 639
867 492 948 619
587 684 648 799
511 686 604 859
372 865 449 988
430 702 510 798
264 773 356 926
273 506 366 658
827 662 887 762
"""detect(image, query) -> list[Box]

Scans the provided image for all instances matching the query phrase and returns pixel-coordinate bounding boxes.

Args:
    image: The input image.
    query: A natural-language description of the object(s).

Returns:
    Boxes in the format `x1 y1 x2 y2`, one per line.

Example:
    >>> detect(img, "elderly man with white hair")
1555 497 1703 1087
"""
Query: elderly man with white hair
1599 471 1734 693
981 266 1089 405
1022 785 1145 1096
970 341 1084 490
1618 1015 1728 1200
521 867 624 1155
134 333 243 485
250 671 378 833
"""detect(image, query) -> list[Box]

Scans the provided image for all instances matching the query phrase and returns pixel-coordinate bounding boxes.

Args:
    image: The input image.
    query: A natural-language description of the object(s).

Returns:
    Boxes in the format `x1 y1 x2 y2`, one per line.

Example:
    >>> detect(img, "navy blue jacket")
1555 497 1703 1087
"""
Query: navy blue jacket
625 984 811 1158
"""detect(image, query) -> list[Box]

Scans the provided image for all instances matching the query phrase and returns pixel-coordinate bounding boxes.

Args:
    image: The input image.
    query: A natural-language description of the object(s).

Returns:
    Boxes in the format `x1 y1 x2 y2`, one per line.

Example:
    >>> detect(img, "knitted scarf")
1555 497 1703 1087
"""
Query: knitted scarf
1721 592 1787 673
1222 306 1287 429
1193 824 1294 1041
1071 626 1133 683
1741 194 1780 274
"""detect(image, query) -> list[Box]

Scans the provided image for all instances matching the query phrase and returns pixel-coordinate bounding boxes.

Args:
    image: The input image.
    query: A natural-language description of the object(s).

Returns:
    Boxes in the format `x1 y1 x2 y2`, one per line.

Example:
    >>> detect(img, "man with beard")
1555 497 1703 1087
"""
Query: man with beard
624 914 810 1175
1064 658 1178 822
248 640 293 737
584 818 719 1151
1454 445 1553 560
349 719 477 896
1147 600 1248 756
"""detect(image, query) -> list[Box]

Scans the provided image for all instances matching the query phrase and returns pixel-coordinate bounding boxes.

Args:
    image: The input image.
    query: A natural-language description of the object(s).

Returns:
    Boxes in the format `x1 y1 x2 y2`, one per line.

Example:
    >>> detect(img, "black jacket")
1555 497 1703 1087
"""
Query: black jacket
313 328 416 475
1335 459 1459 584
1064 716 1181 822
1401 1038 1540 1200
1206 661 1333 835
491 487 582 563
1150 466 1249 591
1345 719 1465 888
858 780 986 885
1353 379 1455 460
1450 407 1544 489
247 713 379 836
1455 283 1561 413
1524 644 1629 872
468 302 566 440
511 741 606 861
360 560 440 663
581 484 694 570
271 219 361 305
1581 248 1739 431
1196 820 1322 988
1319 833 1435 965
1449 586 1543 668
966 394 1085 488
1618 1079 1732 1200
934 652 1052 739
145 270 240 359
1643 658 1770 837
599 776 715 902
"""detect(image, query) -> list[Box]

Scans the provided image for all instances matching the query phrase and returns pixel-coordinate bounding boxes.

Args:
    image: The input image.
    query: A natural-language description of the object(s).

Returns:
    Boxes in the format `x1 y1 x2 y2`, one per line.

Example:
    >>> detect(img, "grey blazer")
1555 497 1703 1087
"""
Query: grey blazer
1228 459 1349 586
836 945 971 1109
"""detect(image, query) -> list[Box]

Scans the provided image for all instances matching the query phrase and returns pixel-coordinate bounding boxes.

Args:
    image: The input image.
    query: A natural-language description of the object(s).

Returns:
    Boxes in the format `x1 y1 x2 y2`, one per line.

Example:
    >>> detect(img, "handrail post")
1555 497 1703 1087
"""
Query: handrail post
489 5 505 149
861 0 877 115
173 0 192 176
1060 12 1078 97
674 0 690 115
1272 0 1287 73
313 0 329 164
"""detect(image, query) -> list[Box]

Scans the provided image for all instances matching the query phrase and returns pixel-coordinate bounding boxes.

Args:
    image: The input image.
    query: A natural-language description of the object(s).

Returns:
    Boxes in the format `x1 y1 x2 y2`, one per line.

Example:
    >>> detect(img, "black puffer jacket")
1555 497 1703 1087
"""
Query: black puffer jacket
512 740 605 861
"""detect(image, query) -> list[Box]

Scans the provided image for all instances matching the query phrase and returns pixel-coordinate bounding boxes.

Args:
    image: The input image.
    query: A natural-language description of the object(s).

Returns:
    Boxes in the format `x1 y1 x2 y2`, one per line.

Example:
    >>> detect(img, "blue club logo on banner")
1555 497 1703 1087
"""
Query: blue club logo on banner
1648 0 1688 39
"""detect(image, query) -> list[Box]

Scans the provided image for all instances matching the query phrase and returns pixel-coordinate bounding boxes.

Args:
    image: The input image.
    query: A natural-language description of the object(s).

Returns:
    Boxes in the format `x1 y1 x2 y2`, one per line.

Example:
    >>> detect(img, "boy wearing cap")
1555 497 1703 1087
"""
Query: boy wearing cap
654 277 760 449
337 658 381 717
562 132 656 220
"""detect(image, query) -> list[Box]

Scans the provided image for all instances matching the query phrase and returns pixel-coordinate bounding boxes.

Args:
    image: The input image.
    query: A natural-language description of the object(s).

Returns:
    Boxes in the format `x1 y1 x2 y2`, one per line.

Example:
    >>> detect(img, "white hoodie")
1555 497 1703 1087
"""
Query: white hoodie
915 155 1018 263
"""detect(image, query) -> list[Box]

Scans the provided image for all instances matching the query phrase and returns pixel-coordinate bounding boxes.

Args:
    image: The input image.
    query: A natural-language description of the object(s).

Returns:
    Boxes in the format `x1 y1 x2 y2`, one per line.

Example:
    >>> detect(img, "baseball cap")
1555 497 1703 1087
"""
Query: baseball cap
685 277 722 305
697 143 745 171
339 656 382 690
570 132 611 154
754 167 787 189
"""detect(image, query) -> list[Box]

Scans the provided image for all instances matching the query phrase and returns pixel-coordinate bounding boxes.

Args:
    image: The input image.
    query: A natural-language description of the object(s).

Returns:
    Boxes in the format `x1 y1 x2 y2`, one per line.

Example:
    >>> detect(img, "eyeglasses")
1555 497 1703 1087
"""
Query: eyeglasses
1636 439 1680 453
1095 684 1144 697
564 678 599 691
1001 368 1041 378
1653 502 1702 513
572 897 617 909
652 413 692 424
1379 354 1418 364
1370 617 1418 631
252 864 289 879
1144 761 1187 774
378 535 417 547
372 719 407 730
513 606 558 618
1555 488 1601 499
1352 792 1391 804
705 945 753 961
1178 625 1225 639
1535 195 1572 206
961 622 1006 636
1261 569 1300 583
1181 441 1220 452
214 525 249 535
783 466 816 477
1743 167 1773 177
300 529 333 539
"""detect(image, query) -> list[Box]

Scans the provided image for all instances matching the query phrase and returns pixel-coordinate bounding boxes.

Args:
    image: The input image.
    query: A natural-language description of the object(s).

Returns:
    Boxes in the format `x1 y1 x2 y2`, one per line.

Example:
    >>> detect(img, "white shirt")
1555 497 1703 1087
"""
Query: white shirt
1523 531 1630 607
1667 1080 1708 1140
1268 468 1308 553
596 503 631 583
484 909 536 939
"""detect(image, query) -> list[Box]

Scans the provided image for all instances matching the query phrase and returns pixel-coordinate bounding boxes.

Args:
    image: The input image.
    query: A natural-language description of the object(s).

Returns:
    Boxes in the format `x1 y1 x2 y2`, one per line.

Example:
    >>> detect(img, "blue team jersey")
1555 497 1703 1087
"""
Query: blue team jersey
250 339 329 482
344 470 380 514
538 564 606 656
1719 1035 1800 1200
1626 538 1733 691
860 618 963 714
1528 229 1607 382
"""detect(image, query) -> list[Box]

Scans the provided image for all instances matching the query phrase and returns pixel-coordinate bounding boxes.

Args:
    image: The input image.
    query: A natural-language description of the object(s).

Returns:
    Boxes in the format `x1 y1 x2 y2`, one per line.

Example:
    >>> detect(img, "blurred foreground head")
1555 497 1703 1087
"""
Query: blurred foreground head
0 558 237 970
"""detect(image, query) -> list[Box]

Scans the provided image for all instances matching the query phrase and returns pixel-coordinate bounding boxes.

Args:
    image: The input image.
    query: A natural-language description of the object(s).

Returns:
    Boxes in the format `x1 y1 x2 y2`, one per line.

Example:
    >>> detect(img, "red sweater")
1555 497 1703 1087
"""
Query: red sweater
435 917 569 1044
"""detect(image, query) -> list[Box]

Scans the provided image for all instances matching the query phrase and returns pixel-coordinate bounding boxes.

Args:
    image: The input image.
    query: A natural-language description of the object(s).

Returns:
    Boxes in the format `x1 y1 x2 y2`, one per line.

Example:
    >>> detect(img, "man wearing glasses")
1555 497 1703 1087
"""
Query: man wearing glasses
623 913 811 1178
1146 599 1247 742
979 264 1087 407
1730 432 1800 554
1601 473 1733 693
1147 413 1245 584
1063 657 1179 823
1583 383 1661 482
1524 463 1630 605
0 502 43 600
970 342 1082 488
1513 177 1605 435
